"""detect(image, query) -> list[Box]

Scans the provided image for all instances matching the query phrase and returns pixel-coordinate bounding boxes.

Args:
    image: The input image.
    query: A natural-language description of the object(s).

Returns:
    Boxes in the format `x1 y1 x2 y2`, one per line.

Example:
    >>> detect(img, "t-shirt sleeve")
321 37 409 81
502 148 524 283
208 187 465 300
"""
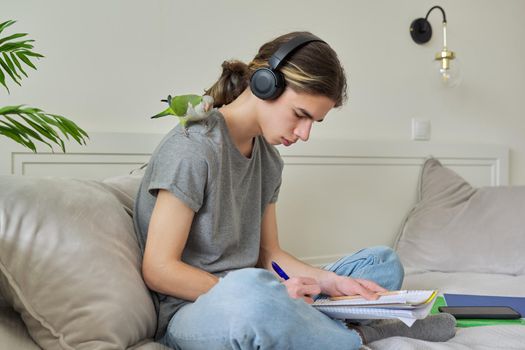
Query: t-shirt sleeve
268 156 284 204
147 141 208 212
269 177 281 203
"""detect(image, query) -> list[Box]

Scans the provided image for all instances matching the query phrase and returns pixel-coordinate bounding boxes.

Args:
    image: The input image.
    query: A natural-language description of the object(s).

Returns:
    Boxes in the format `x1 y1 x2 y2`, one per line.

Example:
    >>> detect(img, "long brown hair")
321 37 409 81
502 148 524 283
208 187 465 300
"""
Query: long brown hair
205 31 347 108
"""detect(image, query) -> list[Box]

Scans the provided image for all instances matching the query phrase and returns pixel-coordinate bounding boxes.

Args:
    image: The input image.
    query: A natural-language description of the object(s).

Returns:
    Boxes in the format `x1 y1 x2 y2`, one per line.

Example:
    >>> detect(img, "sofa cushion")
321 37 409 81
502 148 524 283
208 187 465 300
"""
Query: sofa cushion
0 306 40 350
394 158 525 275
0 175 156 349
101 165 146 216
402 270 525 296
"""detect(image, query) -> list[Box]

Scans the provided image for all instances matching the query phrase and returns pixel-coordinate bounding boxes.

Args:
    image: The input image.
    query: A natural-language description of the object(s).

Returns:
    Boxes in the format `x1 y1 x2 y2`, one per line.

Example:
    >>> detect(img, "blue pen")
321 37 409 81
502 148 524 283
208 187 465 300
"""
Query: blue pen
271 261 290 280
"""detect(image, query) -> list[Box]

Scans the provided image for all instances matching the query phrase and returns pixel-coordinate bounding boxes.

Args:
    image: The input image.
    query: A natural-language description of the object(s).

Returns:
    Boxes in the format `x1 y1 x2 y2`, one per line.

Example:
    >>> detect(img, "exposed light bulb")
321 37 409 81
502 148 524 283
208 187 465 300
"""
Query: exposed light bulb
435 53 462 88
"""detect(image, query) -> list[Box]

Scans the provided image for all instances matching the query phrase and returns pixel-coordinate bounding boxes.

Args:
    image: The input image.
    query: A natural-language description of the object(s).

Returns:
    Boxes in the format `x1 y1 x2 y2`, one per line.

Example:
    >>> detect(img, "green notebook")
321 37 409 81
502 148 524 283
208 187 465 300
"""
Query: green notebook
430 296 525 327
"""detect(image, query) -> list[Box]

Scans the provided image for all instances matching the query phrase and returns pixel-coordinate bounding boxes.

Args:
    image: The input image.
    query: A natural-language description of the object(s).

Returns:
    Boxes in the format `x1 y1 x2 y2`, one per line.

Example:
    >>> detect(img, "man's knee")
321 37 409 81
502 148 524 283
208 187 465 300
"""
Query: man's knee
209 269 294 339
369 246 404 289
350 246 404 290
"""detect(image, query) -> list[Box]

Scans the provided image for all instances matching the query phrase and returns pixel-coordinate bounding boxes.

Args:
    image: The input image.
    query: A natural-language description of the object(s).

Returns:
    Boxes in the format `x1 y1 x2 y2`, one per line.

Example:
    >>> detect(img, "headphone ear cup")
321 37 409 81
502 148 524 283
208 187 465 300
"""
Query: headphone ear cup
250 68 285 100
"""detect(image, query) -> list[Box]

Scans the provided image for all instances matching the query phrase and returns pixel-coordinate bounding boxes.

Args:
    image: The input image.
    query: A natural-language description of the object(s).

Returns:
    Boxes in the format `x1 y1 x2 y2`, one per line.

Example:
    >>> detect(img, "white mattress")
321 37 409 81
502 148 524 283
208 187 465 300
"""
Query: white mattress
368 270 525 349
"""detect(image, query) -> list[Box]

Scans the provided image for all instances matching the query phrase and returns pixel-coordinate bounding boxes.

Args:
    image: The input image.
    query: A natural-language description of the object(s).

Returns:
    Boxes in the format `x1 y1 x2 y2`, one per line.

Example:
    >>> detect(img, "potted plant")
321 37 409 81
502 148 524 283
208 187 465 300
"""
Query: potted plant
0 19 88 152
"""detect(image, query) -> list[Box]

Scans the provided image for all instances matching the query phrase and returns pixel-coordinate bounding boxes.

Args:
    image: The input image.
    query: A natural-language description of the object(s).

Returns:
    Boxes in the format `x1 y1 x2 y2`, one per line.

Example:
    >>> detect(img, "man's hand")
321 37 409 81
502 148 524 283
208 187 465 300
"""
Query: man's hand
282 277 322 304
320 274 388 300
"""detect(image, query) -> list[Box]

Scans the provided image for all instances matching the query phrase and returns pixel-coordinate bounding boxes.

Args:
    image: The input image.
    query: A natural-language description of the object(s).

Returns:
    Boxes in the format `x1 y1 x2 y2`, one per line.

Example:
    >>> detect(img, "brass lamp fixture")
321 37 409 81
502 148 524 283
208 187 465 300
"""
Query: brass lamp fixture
410 6 461 87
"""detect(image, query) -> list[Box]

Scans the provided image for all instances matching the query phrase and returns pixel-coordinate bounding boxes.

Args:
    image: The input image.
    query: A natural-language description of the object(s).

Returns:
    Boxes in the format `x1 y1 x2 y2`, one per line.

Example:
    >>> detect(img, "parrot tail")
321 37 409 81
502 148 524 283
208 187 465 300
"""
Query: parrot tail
151 107 174 119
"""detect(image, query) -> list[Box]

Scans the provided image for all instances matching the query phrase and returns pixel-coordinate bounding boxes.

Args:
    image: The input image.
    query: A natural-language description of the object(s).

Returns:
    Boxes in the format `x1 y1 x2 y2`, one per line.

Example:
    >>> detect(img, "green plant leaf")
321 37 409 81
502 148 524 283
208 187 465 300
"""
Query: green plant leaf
23 112 62 141
10 52 27 77
0 20 88 153
22 51 44 58
0 42 34 52
17 111 63 145
20 106 43 114
0 56 20 85
0 21 41 90
50 114 89 144
43 115 70 140
0 68 9 92
3 53 21 80
4 115 46 143
0 126 36 152
51 114 89 139
15 51 37 70
0 122 36 152
0 32 27 46
0 20 16 34
0 105 24 114
0 105 89 152
18 115 55 149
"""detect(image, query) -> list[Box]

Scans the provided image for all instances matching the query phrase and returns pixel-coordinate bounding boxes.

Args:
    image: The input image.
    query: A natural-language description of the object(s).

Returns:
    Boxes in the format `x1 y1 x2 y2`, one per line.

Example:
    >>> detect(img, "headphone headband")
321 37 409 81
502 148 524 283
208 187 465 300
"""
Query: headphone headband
268 34 325 70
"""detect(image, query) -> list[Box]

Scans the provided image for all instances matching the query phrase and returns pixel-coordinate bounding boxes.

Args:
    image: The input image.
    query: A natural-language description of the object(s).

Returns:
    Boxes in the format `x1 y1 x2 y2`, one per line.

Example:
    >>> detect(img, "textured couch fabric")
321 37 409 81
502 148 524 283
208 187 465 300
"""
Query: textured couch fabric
0 174 166 349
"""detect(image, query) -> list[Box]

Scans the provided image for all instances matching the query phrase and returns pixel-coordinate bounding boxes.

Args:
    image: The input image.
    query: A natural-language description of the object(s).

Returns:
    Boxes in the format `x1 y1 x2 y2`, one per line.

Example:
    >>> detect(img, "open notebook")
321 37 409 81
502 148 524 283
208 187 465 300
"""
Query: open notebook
312 290 438 326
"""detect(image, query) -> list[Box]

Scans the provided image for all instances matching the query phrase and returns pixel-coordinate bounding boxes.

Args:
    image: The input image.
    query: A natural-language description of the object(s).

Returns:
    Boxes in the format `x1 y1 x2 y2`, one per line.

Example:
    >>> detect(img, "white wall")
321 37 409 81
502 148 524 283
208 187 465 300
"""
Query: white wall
3 0 525 183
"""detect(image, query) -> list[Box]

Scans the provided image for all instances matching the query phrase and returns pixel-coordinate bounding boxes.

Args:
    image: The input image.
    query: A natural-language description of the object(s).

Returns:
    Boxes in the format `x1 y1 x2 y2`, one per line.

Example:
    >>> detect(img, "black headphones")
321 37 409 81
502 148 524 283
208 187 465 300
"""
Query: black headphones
249 34 325 100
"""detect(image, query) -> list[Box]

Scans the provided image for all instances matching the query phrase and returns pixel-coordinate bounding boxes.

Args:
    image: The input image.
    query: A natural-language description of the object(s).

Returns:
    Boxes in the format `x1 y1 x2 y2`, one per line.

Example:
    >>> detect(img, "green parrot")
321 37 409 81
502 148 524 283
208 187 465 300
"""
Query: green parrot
151 94 215 134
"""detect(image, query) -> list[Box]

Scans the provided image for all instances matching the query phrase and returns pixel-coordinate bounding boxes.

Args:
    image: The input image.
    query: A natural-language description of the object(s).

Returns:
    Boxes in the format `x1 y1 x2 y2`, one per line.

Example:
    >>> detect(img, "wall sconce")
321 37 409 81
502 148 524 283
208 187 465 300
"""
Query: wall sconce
410 6 461 87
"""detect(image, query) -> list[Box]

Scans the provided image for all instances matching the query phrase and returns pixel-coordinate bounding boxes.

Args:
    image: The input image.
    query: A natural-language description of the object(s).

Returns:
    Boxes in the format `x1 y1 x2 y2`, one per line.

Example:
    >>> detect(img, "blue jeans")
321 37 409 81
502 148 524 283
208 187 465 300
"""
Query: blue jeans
161 246 404 350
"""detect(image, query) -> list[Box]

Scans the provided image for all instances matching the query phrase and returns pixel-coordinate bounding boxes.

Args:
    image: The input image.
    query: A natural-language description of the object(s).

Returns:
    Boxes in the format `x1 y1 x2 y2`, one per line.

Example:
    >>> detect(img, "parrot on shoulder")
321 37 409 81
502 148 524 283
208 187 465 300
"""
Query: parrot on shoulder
151 94 214 135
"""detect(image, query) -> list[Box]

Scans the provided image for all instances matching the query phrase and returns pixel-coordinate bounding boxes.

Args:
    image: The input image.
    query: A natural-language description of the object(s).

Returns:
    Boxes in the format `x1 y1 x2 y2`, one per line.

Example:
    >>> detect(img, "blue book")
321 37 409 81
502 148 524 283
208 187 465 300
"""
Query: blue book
444 293 525 317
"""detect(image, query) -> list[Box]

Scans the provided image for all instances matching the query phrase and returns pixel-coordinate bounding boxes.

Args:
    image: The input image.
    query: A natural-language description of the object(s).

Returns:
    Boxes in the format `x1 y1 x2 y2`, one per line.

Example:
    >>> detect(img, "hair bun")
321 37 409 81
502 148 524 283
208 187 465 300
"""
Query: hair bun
220 60 249 87
204 60 250 107
221 60 249 76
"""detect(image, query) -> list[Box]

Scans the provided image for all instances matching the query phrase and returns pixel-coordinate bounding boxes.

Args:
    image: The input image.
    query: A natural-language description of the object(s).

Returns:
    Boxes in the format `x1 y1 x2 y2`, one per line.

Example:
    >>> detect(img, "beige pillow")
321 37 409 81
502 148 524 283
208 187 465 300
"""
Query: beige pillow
394 158 525 275
102 170 145 216
0 306 41 350
0 175 156 349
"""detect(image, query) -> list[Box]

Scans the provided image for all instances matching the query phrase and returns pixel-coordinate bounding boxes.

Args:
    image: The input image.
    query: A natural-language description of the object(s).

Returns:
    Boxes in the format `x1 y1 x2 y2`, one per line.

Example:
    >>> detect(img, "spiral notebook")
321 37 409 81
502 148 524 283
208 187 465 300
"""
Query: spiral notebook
312 290 438 326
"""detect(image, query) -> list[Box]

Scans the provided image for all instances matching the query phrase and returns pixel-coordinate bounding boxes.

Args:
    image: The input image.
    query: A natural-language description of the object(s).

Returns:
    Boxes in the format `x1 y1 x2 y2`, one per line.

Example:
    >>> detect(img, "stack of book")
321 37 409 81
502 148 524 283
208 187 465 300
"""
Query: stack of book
312 290 438 326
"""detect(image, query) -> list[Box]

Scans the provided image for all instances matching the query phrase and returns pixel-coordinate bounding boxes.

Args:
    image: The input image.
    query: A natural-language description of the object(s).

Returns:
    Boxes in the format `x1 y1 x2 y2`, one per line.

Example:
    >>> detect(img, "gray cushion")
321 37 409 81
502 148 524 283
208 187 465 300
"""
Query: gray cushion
0 175 156 349
394 158 525 275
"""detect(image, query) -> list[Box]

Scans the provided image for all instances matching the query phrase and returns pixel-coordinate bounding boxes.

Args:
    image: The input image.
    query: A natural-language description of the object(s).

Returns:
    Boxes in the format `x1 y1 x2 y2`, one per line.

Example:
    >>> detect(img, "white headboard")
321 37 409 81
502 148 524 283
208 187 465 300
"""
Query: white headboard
0 134 509 266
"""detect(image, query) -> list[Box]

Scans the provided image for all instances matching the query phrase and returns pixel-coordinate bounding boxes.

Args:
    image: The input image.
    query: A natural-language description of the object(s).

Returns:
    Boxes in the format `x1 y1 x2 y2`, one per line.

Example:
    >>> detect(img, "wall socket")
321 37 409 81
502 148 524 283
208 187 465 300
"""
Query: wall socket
411 118 431 141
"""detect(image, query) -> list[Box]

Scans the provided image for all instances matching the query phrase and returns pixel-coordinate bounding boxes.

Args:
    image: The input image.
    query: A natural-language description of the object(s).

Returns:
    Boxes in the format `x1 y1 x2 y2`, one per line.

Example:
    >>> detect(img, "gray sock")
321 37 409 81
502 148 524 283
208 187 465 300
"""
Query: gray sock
348 313 456 344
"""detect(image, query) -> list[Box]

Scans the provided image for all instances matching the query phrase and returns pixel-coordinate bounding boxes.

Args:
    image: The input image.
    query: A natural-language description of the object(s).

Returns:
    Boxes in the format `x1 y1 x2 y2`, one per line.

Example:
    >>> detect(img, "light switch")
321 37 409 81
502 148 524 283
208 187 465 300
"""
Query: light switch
411 118 431 141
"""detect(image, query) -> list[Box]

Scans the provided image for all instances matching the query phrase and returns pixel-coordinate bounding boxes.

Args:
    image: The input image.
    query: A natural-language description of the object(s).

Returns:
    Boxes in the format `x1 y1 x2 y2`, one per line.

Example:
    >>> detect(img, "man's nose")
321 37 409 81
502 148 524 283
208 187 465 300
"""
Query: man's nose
294 119 313 142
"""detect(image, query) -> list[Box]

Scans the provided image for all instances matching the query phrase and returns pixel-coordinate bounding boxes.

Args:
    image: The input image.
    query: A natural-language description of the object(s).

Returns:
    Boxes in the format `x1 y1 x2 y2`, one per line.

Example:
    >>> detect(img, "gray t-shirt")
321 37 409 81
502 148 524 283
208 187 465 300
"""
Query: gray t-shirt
133 110 283 339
